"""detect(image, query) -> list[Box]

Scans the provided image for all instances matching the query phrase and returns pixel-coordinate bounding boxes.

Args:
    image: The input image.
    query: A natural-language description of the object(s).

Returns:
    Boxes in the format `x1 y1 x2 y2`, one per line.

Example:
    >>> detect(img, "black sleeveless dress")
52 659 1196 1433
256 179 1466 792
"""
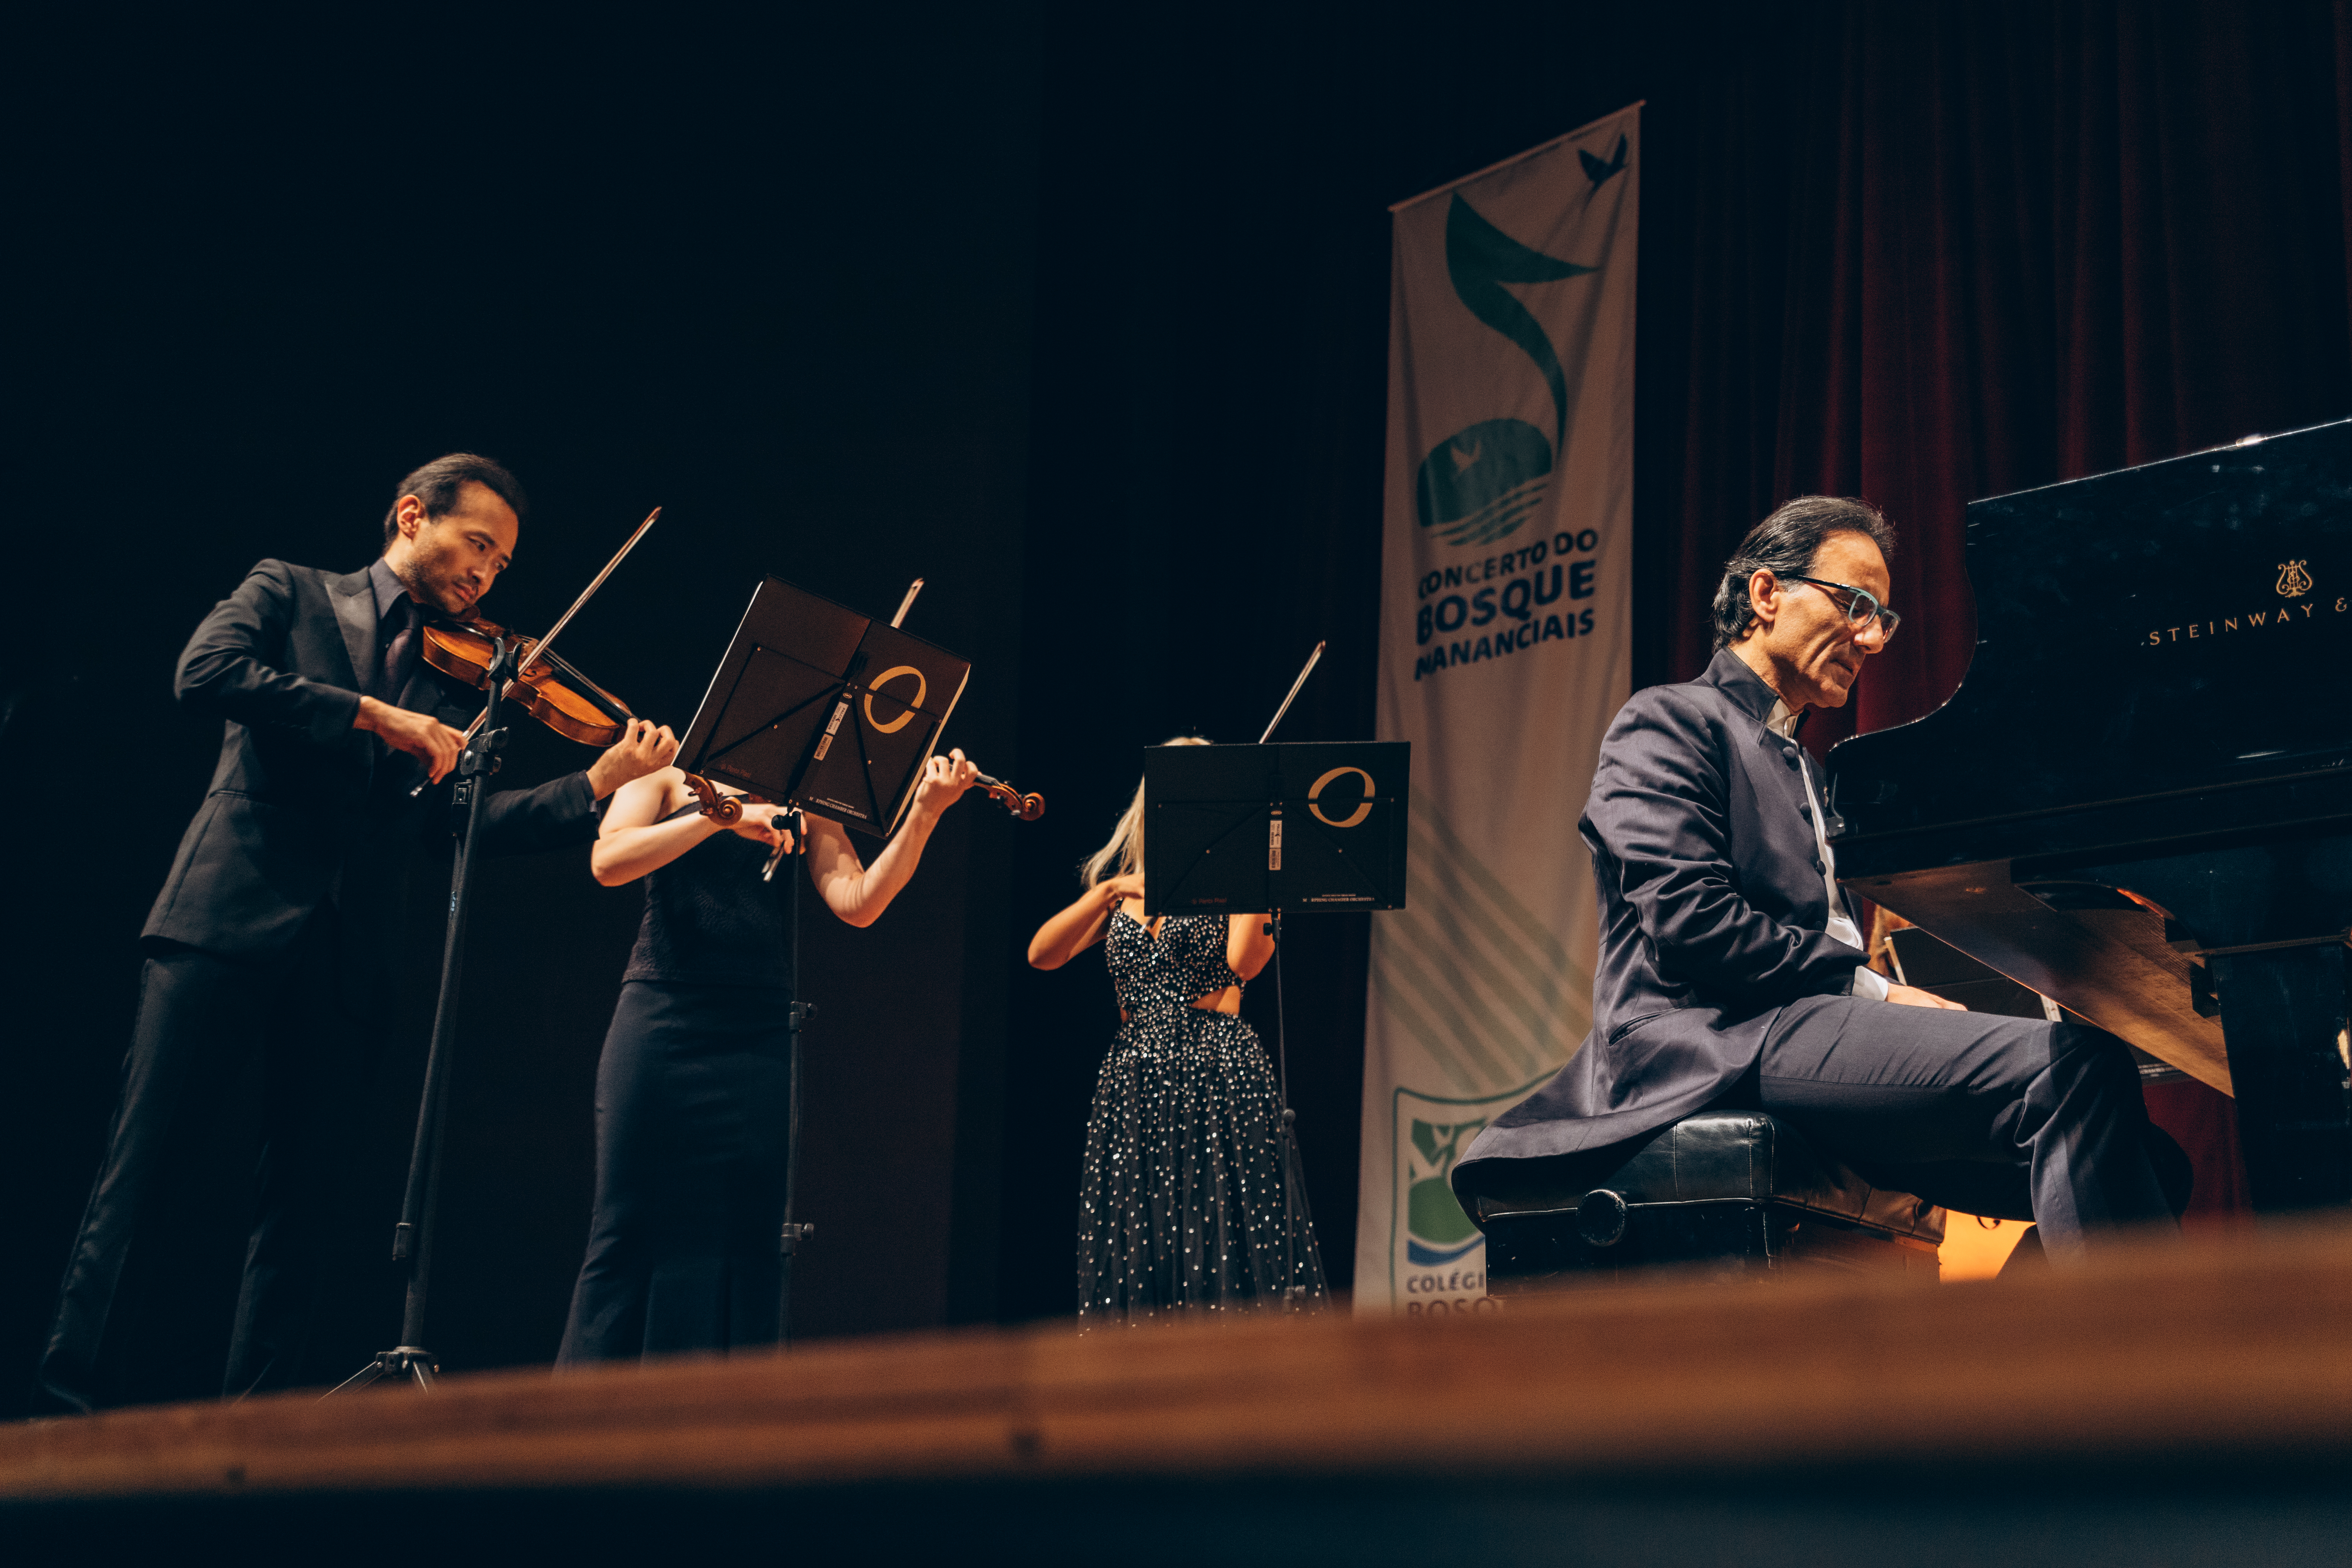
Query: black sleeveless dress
1078 910 1327 1320
557 808 797 1362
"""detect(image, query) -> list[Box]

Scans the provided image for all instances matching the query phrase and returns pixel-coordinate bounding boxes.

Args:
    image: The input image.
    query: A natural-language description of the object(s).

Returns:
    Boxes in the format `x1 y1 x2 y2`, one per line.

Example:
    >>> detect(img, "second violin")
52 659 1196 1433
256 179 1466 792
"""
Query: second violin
972 773 1045 820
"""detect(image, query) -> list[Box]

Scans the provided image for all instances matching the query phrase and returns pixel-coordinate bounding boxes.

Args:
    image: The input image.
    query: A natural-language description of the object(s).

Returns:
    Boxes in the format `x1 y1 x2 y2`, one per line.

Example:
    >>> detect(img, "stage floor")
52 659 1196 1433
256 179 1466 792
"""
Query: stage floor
7 1220 2350 1563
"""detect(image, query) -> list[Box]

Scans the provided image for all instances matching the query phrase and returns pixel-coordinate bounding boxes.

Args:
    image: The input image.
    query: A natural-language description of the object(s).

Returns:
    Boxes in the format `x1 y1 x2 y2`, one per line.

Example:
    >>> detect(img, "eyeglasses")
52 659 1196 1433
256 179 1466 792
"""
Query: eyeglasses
1787 576 1901 640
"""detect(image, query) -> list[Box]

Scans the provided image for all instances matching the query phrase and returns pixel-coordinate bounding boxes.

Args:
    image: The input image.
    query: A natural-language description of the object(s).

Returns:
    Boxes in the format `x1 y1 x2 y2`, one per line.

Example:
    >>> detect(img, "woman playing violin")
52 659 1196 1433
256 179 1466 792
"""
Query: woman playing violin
556 748 981 1363
1026 736 1327 1321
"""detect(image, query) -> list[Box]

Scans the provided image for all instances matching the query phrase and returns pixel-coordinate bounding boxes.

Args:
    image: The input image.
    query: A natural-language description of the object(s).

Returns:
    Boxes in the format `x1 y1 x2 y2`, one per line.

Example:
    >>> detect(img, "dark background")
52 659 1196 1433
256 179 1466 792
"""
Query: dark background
7 1 2349 1414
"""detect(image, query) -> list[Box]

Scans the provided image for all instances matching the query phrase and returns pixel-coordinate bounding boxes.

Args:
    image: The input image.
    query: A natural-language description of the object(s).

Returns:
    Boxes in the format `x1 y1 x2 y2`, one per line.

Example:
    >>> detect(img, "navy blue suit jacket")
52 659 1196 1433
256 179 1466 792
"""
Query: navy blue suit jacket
142 559 599 962
1452 649 1871 1193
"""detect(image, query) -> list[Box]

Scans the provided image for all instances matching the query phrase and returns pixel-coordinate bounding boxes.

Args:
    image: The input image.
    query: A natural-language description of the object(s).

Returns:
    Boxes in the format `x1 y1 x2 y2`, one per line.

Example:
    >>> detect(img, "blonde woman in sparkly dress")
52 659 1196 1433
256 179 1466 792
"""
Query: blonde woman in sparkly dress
1027 737 1328 1320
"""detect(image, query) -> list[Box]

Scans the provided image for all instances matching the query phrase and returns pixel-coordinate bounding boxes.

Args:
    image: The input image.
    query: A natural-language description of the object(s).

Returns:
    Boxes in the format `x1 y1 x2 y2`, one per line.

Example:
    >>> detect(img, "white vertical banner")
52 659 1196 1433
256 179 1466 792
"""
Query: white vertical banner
1355 106 1637 1316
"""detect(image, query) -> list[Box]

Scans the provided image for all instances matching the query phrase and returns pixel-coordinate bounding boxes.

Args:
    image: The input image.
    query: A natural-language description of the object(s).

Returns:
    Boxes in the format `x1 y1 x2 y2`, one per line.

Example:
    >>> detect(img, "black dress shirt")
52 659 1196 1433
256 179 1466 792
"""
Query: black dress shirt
365 557 423 702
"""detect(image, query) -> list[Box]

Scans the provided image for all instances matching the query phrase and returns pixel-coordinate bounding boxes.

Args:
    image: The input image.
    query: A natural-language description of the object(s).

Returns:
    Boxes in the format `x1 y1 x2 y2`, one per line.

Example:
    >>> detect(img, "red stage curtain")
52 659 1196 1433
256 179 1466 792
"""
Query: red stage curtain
1655 0 2352 750
2145 1077 2256 1231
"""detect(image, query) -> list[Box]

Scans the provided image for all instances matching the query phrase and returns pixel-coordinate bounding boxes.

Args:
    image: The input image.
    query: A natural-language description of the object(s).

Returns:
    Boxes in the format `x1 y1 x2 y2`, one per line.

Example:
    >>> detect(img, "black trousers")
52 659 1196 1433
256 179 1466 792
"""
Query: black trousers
1753 995 2191 1258
37 906 382 1412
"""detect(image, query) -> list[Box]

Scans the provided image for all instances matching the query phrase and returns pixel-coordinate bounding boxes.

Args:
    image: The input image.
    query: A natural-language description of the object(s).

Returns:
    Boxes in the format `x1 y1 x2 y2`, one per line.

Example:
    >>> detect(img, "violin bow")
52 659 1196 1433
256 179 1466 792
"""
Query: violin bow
764 576 924 881
1258 640 1326 743
407 507 661 798
893 577 1040 821
890 577 925 627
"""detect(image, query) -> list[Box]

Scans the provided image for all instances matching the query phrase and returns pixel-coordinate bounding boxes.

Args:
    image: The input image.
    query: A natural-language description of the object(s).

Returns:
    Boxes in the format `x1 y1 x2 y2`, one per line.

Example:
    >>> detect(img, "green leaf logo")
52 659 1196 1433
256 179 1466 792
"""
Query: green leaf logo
1406 1118 1486 1247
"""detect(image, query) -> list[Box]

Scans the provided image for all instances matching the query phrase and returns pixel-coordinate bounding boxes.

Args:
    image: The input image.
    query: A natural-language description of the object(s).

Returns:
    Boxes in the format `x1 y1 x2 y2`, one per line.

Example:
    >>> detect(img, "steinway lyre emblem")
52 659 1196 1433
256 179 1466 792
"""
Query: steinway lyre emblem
2276 559 2314 598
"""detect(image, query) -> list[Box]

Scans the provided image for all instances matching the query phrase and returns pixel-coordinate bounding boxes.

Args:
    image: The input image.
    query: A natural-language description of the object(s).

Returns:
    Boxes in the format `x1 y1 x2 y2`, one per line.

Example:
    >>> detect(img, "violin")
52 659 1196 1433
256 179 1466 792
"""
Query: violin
684 772 798 888
420 616 636 746
684 765 1037 825
973 772 1044 821
681 771 767 824
404 507 663 797
877 577 1045 823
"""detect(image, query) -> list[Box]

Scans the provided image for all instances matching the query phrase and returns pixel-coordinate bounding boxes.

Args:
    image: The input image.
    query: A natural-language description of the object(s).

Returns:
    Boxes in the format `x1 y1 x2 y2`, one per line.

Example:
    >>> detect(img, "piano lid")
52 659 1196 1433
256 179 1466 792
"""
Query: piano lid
1829 419 2352 858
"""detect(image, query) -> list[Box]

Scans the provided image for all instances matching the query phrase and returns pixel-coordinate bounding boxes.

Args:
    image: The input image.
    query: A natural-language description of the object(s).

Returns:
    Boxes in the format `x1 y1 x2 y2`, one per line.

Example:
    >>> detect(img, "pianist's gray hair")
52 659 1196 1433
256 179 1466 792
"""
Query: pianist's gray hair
1712 496 1896 649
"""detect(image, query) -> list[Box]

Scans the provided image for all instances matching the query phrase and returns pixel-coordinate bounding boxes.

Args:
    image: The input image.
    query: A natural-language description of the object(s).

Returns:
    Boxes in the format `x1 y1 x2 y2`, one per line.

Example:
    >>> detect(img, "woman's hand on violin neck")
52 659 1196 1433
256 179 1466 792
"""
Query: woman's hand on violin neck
586 718 680 800
727 801 796 854
909 748 981 820
355 696 466 783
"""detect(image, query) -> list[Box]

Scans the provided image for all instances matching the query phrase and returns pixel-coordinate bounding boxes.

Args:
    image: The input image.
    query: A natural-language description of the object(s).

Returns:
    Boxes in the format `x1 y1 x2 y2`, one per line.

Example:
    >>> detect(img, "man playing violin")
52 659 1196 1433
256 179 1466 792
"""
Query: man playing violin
35 452 677 1413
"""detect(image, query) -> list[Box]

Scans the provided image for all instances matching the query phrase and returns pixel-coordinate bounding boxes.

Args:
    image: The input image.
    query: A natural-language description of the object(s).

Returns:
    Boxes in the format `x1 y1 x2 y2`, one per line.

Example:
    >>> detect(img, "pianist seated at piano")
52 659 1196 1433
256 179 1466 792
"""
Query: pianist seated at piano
1453 495 2189 1260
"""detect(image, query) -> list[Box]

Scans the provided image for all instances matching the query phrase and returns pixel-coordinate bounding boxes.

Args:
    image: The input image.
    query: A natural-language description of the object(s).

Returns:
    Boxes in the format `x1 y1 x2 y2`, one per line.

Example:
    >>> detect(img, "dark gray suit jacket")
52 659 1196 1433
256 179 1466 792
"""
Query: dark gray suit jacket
142 559 598 961
1452 649 1871 1192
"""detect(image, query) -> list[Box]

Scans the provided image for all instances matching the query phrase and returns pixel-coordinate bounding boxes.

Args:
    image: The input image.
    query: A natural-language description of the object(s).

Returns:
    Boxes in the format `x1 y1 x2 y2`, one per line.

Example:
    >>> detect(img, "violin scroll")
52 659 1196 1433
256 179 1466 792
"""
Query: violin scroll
683 773 746 825
973 772 1044 822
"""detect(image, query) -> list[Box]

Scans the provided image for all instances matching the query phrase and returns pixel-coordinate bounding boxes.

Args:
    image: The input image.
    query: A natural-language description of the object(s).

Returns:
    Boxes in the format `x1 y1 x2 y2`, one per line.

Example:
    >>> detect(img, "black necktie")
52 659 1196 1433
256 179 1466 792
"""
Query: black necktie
377 596 421 702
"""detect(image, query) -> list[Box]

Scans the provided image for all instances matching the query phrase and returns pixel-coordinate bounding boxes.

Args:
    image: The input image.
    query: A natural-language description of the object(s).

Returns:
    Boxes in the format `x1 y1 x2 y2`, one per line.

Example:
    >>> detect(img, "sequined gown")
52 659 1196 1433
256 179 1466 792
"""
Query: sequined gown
1078 910 1326 1320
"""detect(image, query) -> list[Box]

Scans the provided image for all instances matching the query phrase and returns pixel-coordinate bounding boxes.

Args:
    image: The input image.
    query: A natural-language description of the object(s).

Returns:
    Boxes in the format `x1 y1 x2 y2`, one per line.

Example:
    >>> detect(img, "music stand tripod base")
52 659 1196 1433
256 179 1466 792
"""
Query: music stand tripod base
328 1346 439 1394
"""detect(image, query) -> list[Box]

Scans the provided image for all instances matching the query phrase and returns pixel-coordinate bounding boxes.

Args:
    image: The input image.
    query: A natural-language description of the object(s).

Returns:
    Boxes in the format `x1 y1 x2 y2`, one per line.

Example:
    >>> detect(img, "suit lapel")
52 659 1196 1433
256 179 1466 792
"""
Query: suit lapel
329 570 376 694
1702 650 1814 813
1747 722 1813 821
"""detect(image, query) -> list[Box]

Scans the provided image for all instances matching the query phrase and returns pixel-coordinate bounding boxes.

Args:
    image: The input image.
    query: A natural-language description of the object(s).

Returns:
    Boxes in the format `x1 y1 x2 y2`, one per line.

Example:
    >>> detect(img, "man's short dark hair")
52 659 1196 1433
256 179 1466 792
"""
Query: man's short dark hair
380 453 530 551
1710 495 1896 649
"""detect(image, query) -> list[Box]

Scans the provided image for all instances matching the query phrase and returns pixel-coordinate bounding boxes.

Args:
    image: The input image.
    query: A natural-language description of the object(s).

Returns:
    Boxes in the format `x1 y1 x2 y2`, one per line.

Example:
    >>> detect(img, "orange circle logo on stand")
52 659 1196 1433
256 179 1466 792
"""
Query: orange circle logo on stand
862 666 927 734
1308 766 1375 828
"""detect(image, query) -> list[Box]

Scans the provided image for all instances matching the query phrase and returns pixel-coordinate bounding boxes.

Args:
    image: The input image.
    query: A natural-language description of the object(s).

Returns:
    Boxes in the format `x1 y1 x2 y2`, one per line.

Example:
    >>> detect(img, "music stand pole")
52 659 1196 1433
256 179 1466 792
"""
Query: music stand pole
776 809 815 1346
761 576 930 1342
1258 642 1320 1308
326 639 516 1396
1147 722 1406 1316
675 574 956 1347
1266 905 1303 1305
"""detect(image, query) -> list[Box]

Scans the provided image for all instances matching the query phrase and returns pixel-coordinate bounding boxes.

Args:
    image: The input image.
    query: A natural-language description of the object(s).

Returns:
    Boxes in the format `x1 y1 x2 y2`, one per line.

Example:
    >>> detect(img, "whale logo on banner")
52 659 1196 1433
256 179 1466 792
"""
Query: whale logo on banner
1358 104 1638 1317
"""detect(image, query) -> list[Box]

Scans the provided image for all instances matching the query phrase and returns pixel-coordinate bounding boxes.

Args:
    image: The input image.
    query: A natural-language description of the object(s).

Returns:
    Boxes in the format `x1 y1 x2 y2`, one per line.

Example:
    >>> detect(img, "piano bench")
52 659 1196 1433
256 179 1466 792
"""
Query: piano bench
1465 1111 1946 1293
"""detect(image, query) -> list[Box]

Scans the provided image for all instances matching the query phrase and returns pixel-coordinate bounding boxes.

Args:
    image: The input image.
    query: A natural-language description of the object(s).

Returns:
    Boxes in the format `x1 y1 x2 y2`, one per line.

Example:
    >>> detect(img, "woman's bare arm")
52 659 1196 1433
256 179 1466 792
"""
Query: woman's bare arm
1028 873 1144 969
1226 911 1274 982
801 750 979 926
590 767 793 887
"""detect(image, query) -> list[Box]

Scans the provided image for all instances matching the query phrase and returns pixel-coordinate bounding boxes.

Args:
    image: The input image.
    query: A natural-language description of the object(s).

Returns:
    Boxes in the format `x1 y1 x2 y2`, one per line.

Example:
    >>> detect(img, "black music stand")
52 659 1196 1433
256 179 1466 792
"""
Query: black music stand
1142 740 1409 1303
329 639 522 1396
678 577 970 839
675 577 971 1343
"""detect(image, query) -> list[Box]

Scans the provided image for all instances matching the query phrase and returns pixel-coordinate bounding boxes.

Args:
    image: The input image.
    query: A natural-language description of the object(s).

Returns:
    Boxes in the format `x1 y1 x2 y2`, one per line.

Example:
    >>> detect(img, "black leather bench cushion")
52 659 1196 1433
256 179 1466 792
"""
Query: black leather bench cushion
1463 1111 1946 1245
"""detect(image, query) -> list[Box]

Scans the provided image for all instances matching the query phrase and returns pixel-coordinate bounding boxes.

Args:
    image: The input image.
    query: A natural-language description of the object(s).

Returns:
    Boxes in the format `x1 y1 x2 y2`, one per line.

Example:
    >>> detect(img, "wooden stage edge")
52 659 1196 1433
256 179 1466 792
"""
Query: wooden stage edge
7 1219 2351 1504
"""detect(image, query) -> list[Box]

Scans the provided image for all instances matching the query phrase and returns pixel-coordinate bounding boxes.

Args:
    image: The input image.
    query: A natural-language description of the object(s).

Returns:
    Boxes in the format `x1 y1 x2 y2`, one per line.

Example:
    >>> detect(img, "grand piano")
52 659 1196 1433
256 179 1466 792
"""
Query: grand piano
1827 419 2352 1212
